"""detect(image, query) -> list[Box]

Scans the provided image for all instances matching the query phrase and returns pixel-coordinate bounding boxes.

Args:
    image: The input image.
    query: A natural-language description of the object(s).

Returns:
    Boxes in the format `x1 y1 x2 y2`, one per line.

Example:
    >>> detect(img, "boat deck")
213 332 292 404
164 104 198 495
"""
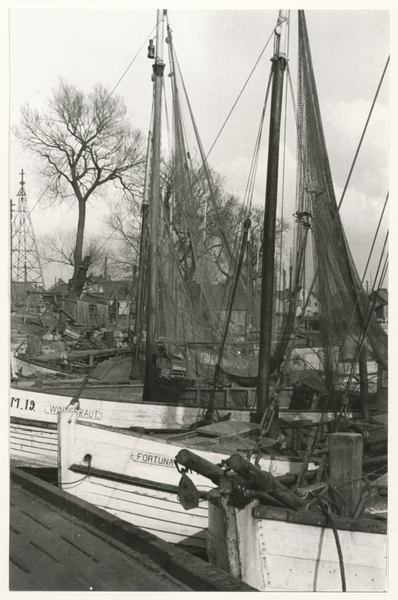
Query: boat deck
9 466 255 592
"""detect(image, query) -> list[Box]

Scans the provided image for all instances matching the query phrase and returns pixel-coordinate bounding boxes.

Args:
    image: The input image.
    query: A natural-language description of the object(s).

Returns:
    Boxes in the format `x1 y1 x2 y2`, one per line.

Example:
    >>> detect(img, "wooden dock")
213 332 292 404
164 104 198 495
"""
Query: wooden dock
10 466 256 592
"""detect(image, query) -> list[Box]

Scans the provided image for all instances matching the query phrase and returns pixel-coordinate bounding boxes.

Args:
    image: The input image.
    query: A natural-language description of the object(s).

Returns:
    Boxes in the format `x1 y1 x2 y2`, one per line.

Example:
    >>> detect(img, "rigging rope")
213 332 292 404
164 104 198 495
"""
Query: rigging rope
13 22 157 230
315 495 347 592
205 30 276 162
338 56 389 211
336 230 389 419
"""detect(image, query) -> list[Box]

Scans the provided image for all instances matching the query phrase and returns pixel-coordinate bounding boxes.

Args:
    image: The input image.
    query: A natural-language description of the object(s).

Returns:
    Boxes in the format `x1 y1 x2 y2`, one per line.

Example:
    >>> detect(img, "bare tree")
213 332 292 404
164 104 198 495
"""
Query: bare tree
14 79 146 298
39 229 106 279
105 191 142 275
248 206 290 286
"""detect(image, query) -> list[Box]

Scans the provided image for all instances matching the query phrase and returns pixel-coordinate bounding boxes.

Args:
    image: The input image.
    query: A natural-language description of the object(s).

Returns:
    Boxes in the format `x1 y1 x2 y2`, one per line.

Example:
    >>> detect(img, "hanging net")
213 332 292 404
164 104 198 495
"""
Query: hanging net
277 11 388 409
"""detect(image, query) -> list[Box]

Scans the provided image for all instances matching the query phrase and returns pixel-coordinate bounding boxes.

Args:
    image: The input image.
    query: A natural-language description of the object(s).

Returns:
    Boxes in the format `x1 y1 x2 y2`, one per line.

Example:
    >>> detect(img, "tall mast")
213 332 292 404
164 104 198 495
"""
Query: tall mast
133 117 153 359
256 11 288 417
143 9 166 402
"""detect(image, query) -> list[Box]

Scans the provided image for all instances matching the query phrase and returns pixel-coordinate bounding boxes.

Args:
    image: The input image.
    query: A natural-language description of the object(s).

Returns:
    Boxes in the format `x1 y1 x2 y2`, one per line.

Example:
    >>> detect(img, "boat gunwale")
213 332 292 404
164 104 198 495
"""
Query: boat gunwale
252 503 387 534
69 462 209 499
70 418 314 462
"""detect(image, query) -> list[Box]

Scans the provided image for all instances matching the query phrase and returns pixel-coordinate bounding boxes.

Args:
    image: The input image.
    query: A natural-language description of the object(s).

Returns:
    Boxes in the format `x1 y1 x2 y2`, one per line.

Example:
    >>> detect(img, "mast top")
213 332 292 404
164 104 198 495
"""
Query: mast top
273 10 289 59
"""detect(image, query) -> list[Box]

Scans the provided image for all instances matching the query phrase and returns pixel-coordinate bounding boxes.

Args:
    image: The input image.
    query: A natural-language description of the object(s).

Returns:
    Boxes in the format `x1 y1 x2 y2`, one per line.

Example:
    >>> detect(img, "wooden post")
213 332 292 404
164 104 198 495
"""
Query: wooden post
58 411 78 490
328 432 363 517
207 495 242 579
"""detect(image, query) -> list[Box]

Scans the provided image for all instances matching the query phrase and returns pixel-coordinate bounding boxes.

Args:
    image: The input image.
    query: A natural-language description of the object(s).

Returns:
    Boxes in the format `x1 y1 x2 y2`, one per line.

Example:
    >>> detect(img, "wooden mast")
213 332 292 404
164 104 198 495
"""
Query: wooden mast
256 11 288 418
143 9 165 402
133 121 152 360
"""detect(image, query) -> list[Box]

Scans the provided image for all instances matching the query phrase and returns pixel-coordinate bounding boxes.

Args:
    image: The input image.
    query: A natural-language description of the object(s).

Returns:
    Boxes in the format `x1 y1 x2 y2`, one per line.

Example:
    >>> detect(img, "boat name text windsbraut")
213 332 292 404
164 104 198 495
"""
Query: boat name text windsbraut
130 451 175 468
44 405 103 420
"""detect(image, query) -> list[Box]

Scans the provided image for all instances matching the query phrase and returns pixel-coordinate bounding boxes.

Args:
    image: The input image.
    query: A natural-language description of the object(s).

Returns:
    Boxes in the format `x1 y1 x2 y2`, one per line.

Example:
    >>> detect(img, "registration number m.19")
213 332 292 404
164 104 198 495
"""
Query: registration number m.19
10 397 35 411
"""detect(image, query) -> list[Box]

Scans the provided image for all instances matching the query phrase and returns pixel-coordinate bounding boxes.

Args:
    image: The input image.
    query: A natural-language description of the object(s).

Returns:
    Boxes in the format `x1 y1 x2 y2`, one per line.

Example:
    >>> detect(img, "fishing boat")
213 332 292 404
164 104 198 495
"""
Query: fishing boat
170 10 388 588
9 8 329 468
174 439 387 591
57 8 387 557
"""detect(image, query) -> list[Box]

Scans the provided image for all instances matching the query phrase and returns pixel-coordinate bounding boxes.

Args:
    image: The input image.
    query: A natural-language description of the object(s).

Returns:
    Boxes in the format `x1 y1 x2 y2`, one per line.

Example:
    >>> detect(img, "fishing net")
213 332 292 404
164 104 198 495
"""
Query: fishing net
140 13 387 410
147 31 262 386
277 11 388 407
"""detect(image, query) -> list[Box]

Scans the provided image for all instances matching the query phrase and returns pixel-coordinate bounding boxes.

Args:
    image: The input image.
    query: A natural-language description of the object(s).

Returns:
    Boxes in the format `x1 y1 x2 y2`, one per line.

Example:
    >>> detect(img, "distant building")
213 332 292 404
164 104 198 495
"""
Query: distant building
295 291 319 318
11 281 45 313
369 288 388 331
275 288 319 319
43 278 69 305
84 277 135 320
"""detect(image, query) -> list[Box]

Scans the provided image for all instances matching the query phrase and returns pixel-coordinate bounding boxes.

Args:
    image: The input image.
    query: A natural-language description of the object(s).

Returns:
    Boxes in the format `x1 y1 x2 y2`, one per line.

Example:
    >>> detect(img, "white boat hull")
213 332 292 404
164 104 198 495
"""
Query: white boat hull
10 420 58 468
10 384 353 468
9 384 256 467
57 413 312 549
11 354 63 377
207 498 387 592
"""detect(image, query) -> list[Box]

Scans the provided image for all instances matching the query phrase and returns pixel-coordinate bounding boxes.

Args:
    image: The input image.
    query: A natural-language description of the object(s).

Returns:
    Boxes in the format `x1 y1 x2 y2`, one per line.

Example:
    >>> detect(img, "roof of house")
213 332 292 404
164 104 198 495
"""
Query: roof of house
369 288 388 306
45 279 68 295
85 278 134 300
11 281 45 305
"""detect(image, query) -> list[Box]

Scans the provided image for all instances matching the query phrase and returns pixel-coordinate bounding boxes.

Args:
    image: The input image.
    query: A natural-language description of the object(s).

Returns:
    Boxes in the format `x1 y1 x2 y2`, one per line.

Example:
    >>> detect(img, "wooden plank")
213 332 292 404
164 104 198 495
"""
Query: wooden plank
9 442 57 459
253 505 387 535
10 432 57 451
10 451 57 469
10 424 57 438
328 432 363 517
207 499 231 572
11 490 185 591
10 516 90 591
29 347 130 363
257 519 387 566
70 462 207 497
79 481 208 529
9 560 50 591
84 475 207 518
71 484 207 545
10 417 57 430
195 420 259 438
10 427 57 442
12 497 190 591
10 441 57 460
259 551 386 591
235 500 266 590
11 468 256 592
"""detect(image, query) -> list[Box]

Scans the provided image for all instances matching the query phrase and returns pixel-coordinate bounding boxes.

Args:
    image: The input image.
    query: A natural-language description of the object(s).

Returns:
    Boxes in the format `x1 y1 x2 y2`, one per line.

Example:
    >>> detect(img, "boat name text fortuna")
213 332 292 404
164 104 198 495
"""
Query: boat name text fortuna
130 451 175 468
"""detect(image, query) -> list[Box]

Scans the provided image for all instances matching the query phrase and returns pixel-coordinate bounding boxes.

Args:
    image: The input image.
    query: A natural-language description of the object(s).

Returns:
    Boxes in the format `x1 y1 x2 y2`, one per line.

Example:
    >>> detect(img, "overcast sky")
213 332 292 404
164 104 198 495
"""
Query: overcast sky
8 6 390 290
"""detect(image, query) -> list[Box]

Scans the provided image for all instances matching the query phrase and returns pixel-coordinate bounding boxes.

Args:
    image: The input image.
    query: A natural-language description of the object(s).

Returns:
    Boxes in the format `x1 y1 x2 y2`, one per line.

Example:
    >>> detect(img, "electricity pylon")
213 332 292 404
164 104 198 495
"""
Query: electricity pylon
11 170 44 288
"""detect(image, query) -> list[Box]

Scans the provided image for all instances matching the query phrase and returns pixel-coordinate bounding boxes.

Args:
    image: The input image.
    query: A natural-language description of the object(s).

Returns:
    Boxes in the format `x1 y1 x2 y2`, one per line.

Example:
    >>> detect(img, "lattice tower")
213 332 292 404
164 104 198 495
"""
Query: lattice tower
11 170 45 287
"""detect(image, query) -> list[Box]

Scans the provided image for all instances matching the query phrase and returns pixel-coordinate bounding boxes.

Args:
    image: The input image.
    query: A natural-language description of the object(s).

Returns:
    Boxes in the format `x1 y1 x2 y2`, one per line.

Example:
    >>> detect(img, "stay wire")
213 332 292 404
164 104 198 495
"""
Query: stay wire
12 23 156 228
26 21 158 257
360 192 388 286
290 51 389 350
206 30 275 162
337 191 388 375
338 56 389 211
338 230 389 413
